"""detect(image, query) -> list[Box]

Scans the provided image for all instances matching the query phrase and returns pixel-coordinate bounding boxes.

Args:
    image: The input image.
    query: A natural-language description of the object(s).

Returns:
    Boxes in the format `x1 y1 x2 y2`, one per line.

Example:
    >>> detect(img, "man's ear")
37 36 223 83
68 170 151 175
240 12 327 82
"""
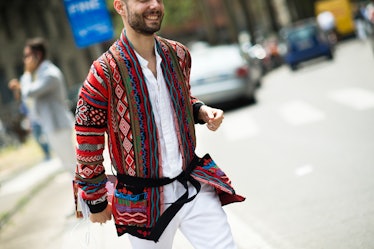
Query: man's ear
34 52 42 62
113 0 126 15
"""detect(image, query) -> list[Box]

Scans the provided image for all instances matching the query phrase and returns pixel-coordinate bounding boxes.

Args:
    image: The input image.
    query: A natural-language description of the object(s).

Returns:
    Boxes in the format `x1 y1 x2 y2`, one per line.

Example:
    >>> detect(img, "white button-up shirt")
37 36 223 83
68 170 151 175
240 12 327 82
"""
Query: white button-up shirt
134 44 208 204
134 45 183 179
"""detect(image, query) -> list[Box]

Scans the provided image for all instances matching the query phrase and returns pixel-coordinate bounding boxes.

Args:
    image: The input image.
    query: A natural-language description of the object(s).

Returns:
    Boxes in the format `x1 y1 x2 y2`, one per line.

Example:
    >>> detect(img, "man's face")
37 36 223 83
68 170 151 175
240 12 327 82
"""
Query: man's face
23 46 39 73
124 0 164 36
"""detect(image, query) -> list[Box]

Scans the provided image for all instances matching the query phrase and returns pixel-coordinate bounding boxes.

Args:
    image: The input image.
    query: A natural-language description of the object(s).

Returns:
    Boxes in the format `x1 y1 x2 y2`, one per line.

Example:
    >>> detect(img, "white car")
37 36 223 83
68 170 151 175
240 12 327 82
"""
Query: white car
189 42 261 106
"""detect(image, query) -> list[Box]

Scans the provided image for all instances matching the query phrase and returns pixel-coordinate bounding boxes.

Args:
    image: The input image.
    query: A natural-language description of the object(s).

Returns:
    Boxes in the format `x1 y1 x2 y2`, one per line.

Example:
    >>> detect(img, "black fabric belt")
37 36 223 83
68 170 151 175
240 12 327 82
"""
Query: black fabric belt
116 155 202 242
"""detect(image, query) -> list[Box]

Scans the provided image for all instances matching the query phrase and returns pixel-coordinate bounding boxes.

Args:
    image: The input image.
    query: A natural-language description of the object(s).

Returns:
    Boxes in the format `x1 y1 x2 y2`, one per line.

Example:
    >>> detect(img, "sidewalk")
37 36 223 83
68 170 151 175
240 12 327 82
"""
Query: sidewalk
0 165 134 249
0 158 63 229
0 155 194 249
0 147 255 249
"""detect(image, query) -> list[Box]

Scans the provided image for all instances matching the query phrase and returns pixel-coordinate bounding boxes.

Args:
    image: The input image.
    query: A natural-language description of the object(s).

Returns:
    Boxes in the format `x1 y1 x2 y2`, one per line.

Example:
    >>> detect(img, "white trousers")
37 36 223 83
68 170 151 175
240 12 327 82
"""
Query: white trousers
128 182 237 249
46 128 76 176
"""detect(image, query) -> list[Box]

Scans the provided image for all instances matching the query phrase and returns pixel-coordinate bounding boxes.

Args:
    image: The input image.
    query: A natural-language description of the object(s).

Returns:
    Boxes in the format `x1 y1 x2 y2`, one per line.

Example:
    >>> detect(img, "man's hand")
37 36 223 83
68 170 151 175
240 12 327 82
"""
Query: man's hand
8 79 21 100
90 203 112 224
8 79 20 91
24 54 39 73
198 105 224 131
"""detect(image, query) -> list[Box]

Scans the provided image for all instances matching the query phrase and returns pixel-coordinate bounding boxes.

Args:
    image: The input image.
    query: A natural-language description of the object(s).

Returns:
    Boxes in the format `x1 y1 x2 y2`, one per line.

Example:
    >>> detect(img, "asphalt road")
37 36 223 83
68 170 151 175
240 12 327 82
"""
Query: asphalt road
195 38 374 249
0 38 373 249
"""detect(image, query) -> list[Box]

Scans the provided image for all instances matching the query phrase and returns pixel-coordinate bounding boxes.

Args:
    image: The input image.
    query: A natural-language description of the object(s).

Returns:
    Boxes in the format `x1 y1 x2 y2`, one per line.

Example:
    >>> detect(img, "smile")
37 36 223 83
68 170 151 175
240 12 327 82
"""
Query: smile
145 15 159 21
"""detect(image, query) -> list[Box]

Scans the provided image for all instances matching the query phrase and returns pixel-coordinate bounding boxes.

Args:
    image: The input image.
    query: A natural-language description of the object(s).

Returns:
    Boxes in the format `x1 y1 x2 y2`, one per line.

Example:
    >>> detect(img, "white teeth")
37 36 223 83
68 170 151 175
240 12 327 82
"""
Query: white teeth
147 15 158 20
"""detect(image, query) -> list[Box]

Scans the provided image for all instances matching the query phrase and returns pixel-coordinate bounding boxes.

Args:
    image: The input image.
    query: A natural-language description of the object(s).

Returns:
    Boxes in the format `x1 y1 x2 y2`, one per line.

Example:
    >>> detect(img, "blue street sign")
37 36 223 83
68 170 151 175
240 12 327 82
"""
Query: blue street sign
64 0 114 48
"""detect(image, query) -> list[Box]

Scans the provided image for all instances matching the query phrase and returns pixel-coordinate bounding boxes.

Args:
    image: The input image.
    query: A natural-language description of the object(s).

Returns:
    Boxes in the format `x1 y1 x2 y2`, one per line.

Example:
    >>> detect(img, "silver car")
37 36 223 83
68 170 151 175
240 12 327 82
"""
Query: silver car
189 42 261 106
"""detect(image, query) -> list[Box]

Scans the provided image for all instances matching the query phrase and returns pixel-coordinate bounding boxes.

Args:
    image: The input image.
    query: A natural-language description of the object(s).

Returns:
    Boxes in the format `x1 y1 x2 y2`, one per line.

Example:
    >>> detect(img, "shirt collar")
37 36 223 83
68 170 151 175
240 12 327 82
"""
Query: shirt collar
134 40 162 69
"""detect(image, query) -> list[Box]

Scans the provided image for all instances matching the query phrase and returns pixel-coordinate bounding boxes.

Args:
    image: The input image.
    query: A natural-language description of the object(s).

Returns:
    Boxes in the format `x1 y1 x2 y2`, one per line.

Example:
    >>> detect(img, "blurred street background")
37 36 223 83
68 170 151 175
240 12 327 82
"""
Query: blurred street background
1 0 374 248
1 37 373 249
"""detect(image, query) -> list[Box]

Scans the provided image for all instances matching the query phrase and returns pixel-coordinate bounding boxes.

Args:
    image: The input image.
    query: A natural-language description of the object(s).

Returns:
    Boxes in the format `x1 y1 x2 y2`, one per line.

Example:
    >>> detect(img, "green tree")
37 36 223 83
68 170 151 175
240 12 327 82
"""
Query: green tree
163 0 196 28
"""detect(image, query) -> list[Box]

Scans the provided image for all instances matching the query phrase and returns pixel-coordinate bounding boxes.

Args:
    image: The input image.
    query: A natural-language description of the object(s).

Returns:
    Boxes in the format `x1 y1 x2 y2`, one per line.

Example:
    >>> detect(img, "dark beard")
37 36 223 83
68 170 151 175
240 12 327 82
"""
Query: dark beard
127 11 163 36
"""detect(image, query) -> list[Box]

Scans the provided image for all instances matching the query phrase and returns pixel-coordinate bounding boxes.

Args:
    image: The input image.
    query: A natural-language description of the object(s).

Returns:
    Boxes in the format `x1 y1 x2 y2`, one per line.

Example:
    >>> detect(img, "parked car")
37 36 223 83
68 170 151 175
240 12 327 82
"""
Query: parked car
262 37 284 69
243 40 284 75
280 19 334 70
189 42 261 106
242 43 271 75
238 31 271 75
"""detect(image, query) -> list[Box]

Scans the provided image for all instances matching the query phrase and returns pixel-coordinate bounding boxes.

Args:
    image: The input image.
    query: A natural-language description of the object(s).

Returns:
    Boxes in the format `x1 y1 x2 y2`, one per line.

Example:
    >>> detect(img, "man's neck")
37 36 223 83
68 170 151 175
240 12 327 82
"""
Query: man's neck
126 29 156 60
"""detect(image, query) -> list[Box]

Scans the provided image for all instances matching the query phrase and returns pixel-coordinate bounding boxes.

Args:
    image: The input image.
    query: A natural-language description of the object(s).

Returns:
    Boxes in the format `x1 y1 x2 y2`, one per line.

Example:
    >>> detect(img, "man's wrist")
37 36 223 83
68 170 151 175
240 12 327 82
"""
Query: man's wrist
193 102 205 124
86 196 108 214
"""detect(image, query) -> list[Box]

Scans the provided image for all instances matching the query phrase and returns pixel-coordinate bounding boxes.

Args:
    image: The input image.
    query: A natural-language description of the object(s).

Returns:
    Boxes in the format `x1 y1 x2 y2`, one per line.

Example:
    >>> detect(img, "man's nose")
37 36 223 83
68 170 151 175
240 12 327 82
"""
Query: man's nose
149 0 162 8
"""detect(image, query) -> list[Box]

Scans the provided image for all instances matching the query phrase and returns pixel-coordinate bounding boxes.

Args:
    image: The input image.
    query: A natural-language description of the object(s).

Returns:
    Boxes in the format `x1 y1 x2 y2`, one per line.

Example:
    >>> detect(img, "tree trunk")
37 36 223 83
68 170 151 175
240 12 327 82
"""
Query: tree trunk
238 0 256 44
265 0 280 32
221 0 240 43
196 0 218 44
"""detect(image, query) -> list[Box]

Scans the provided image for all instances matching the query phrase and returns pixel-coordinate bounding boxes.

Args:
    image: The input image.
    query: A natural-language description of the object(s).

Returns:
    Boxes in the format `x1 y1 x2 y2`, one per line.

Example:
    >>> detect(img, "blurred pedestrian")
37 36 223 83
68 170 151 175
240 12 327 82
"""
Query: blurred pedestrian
74 0 245 248
366 1 374 24
354 3 368 41
14 37 76 174
317 10 338 44
8 79 51 161
365 1 374 54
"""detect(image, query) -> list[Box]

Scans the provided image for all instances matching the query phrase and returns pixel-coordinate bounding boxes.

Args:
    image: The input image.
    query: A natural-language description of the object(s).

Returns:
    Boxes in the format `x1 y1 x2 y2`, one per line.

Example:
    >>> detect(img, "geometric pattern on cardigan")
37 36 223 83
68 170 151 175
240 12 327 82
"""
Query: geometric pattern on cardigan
106 51 136 176
74 31 245 241
103 33 198 232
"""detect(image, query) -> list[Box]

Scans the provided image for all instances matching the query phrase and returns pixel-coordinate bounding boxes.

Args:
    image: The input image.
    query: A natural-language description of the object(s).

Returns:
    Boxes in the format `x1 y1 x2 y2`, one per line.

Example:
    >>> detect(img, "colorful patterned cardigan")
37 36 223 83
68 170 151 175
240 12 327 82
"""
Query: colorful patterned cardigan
74 31 245 241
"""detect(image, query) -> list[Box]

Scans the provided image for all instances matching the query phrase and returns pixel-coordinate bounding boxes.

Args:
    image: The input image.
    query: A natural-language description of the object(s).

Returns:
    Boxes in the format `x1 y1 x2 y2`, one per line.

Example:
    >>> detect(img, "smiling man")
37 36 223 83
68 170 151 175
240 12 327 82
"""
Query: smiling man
74 0 245 248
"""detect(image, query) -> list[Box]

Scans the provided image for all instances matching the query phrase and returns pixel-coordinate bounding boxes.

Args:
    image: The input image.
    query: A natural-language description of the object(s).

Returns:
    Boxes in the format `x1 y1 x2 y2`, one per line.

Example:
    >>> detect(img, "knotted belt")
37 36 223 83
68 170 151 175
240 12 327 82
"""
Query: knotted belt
116 155 202 242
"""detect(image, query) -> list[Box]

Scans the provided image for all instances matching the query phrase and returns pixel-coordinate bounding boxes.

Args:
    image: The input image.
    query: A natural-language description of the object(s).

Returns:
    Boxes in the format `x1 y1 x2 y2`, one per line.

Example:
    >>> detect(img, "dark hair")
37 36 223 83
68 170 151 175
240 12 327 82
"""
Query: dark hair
25 37 48 61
